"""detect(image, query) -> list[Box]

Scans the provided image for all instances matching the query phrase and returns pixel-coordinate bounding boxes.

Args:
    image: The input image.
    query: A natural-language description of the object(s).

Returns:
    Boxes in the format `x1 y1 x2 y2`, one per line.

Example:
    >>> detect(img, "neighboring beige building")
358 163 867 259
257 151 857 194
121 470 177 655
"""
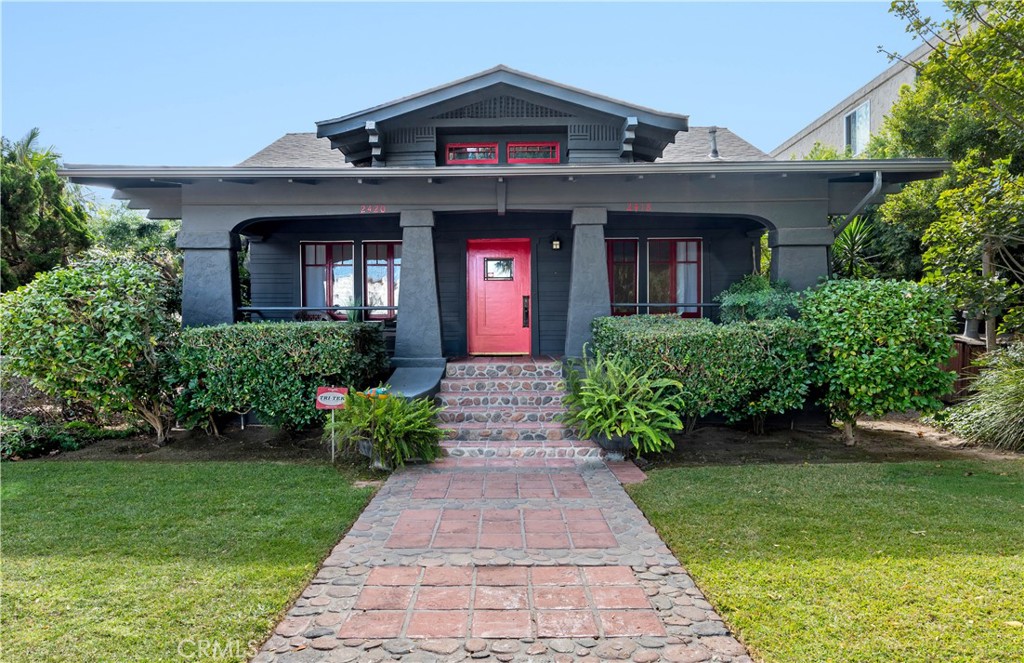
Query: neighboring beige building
771 40 932 160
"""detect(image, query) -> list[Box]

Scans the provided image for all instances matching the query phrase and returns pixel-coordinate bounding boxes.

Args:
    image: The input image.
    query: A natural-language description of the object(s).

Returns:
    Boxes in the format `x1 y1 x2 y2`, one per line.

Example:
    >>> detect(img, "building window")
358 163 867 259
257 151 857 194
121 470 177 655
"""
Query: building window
446 143 498 165
507 142 560 164
844 102 870 155
606 239 638 315
648 239 702 317
364 242 401 320
302 242 355 310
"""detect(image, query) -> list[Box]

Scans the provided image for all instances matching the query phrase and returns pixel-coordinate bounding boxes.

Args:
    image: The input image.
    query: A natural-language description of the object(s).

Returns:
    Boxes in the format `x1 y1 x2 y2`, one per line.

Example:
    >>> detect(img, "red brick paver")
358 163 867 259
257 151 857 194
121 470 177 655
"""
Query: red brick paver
336 565 663 639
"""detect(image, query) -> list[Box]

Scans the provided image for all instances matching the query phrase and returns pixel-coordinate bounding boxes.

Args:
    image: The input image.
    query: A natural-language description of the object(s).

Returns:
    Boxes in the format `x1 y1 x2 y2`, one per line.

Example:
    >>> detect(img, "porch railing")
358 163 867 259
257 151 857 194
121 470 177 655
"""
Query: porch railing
237 306 398 322
611 302 720 315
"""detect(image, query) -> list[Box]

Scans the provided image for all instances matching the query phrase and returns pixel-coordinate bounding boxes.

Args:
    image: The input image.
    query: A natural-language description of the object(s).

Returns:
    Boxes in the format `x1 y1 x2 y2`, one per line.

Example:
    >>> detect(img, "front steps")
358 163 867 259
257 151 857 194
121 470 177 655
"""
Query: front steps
436 358 600 459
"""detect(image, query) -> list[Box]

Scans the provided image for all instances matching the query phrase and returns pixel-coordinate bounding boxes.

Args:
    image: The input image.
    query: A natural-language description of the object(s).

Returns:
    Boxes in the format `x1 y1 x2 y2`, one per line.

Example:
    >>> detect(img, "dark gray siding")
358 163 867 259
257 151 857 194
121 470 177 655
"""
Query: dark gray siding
605 213 764 322
243 216 402 322
434 212 573 357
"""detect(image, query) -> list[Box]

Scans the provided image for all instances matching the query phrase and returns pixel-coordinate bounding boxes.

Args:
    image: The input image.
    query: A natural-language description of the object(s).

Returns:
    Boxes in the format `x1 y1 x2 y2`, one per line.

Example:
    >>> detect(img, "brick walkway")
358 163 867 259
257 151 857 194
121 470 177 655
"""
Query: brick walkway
252 361 751 663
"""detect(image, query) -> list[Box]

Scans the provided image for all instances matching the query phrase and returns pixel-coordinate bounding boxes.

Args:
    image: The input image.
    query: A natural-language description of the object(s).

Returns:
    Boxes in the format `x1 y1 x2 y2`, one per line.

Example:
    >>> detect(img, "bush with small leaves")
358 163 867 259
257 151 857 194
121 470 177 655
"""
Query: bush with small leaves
800 279 954 444
0 252 178 443
174 321 387 430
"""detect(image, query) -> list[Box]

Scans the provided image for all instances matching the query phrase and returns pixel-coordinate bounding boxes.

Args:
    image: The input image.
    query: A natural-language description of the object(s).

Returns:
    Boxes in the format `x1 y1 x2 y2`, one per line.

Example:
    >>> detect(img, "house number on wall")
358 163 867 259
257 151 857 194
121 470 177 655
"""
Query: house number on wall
359 204 388 214
625 203 652 212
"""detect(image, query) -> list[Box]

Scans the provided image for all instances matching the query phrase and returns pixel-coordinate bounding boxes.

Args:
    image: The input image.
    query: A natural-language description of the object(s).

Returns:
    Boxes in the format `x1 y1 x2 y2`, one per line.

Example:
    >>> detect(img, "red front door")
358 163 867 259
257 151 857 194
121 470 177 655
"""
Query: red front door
467 238 532 355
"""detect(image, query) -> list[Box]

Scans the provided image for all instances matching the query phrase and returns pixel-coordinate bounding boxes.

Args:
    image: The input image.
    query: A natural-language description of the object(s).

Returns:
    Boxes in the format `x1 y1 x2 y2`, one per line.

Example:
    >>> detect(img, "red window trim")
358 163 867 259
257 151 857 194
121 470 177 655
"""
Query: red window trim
606 238 639 316
648 238 703 319
507 141 560 164
445 142 499 165
300 241 355 312
363 241 401 320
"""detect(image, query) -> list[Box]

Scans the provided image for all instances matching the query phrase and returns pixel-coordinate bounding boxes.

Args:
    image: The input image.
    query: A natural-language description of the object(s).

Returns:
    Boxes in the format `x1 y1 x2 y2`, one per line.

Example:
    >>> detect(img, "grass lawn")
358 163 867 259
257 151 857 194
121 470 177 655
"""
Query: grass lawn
1 461 374 662
629 459 1024 663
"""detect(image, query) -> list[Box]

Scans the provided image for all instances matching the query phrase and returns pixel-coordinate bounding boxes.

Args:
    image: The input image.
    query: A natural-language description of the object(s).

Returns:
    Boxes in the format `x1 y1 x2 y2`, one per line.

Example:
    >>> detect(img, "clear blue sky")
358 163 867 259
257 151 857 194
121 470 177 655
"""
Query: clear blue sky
3 1 938 172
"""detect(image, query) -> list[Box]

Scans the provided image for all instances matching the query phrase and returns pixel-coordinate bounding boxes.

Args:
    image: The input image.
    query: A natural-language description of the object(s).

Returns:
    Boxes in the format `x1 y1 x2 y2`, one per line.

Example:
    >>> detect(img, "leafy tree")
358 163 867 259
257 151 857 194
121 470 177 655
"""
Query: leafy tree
876 1 1024 345
0 252 178 444
90 202 179 253
800 279 954 445
0 129 92 290
90 202 184 312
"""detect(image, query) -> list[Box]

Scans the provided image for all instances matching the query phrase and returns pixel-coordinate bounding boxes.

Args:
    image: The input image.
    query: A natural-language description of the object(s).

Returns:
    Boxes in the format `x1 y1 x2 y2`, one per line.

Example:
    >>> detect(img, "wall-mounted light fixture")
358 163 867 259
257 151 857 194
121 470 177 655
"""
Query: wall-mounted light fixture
549 233 562 251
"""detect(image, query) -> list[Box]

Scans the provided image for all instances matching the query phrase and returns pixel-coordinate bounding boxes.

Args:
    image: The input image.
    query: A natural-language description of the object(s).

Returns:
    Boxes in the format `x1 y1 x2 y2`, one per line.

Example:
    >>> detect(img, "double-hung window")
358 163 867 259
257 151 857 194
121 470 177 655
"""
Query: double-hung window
364 242 401 319
649 239 701 317
302 242 354 310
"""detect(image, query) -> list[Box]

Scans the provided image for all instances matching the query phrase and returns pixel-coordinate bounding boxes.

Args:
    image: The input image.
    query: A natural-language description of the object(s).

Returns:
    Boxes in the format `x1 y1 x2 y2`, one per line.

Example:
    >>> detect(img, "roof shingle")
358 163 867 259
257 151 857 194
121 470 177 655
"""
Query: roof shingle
238 126 771 167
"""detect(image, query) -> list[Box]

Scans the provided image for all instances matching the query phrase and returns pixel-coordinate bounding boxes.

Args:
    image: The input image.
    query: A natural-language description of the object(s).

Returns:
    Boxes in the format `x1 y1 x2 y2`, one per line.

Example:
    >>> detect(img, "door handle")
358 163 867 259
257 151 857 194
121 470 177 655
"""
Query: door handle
522 295 530 328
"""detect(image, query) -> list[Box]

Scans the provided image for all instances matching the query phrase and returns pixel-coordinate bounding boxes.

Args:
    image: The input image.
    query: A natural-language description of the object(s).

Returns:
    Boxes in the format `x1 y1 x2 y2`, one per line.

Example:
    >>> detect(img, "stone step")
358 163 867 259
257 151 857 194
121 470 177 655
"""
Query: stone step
443 422 580 442
445 359 563 379
441 439 602 459
436 391 566 408
438 377 565 393
437 406 564 424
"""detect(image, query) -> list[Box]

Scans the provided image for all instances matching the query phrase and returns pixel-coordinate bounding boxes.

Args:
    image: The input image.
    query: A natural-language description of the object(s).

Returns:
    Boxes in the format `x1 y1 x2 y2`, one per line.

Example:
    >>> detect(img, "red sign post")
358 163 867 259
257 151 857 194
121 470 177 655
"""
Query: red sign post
316 387 348 461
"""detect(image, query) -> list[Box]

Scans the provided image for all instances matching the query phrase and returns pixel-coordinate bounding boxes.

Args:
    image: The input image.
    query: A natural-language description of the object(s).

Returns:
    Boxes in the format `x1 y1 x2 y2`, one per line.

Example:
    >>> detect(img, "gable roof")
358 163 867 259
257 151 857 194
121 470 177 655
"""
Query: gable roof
316 65 688 136
238 126 770 167
314 65 690 164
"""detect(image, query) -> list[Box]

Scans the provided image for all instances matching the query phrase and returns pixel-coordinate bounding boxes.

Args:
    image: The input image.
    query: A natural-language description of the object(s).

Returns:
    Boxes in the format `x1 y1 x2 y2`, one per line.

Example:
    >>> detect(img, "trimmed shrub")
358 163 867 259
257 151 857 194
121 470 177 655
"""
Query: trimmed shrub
591 315 814 430
0 252 178 443
714 274 798 323
942 342 1024 451
800 279 954 444
175 322 388 430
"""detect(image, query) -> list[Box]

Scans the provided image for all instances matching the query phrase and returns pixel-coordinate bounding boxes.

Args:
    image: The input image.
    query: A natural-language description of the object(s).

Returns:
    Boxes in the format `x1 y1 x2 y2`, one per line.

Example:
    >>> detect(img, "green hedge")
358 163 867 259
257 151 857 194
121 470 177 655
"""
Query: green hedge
591 315 813 428
175 322 388 430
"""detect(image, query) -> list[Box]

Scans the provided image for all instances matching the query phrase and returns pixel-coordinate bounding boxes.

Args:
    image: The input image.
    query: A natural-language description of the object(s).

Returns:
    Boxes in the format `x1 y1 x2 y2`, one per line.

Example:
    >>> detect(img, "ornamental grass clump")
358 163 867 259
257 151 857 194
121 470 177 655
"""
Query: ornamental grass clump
943 342 1024 451
800 279 955 445
325 389 444 469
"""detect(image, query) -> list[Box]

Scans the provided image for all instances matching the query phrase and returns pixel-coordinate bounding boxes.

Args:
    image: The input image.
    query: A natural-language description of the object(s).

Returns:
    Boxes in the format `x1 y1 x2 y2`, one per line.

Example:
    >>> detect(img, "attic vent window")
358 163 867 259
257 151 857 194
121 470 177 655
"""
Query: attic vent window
446 143 498 165
507 142 560 164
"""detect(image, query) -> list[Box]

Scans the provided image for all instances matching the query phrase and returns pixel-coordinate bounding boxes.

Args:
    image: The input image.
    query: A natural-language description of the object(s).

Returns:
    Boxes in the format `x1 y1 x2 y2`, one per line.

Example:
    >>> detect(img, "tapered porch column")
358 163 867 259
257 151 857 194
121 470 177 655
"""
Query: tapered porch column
564 208 611 358
393 210 443 366
178 231 239 327
768 227 834 291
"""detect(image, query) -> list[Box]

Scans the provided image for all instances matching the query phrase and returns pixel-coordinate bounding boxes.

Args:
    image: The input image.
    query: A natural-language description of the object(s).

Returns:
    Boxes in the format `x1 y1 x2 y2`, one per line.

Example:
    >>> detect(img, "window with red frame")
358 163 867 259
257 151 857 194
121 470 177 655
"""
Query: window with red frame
606 239 639 315
446 143 498 165
648 239 701 317
302 242 355 310
364 242 401 319
507 142 560 164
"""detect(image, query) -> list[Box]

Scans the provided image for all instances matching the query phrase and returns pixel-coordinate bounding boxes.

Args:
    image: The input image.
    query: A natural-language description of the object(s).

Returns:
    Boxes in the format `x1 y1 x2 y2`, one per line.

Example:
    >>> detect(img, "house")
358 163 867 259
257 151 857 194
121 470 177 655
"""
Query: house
62 66 946 394
770 41 933 159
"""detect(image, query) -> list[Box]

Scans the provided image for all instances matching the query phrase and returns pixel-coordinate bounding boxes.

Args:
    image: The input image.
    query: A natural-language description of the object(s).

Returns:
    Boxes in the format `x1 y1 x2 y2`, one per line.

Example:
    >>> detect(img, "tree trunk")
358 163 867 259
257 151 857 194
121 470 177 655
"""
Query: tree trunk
842 420 856 446
982 243 997 351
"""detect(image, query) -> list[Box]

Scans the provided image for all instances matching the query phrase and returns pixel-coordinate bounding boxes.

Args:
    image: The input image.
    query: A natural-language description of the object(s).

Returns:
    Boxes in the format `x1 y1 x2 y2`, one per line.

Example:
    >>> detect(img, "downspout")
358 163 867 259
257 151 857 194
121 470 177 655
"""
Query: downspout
834 170 883 236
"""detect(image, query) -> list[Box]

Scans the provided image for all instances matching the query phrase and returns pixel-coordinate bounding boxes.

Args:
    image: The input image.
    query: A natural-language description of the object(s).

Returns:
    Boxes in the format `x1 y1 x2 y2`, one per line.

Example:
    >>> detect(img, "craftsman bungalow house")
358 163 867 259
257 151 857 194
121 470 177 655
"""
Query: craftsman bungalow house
64 66 944 392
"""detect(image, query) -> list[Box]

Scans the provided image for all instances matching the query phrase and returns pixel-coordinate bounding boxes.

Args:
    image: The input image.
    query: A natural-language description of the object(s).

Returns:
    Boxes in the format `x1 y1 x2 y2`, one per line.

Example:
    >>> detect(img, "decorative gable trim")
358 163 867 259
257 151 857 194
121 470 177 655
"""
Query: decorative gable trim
432 95 573 120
